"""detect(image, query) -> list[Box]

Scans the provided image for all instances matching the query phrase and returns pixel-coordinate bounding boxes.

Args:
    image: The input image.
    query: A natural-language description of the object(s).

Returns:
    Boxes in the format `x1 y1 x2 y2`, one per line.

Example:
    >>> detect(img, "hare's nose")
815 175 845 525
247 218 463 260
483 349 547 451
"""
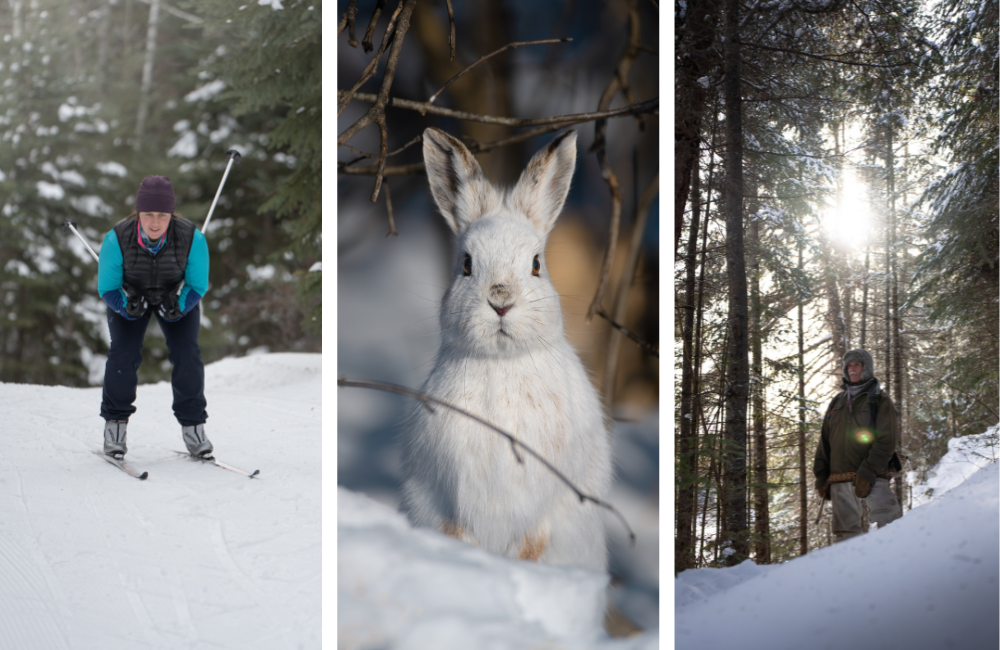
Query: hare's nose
489 284 512 304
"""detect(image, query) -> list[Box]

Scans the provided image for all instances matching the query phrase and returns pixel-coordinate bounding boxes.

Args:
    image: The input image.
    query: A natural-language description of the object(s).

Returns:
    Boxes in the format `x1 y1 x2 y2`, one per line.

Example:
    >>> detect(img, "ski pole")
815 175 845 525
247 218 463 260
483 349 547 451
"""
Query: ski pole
174 149 241 297
62 220 100 263
202 149 241 235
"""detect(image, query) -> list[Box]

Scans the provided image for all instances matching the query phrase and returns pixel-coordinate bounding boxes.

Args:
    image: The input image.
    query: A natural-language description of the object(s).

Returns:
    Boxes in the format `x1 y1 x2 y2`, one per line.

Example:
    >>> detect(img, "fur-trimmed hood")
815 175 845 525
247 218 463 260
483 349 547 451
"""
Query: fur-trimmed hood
843 348 876 384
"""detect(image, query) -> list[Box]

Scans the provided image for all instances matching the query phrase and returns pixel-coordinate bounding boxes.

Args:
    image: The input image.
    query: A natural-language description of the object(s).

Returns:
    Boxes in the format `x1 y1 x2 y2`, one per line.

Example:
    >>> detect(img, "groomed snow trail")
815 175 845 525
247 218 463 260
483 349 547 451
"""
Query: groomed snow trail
676 460 1000 650
0 353 320 649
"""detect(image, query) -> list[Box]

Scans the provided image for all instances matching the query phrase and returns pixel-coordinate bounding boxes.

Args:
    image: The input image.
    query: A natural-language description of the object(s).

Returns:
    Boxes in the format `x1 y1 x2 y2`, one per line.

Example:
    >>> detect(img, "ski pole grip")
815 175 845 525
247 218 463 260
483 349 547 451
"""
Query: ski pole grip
226 149 241 165
62 219 77 235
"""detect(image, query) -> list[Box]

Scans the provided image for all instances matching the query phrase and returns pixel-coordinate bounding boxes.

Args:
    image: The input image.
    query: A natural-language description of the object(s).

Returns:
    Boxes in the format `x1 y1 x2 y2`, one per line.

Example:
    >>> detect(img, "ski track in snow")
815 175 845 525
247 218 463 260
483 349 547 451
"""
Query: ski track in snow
0 353 320 649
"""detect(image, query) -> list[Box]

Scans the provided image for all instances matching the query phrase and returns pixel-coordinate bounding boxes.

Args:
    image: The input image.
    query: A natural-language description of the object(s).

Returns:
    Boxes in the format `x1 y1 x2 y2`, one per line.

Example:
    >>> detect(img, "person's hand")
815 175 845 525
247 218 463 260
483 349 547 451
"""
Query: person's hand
158 293 182 322
818 484 830 500
854 475 872 499
125 295 147 320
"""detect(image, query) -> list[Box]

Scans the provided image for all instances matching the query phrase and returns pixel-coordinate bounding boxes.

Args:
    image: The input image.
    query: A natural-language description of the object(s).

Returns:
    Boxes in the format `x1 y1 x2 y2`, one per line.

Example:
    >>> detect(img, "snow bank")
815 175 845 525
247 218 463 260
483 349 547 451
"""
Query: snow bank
338 487 659 650
676 461 1000 650
908 427 998 506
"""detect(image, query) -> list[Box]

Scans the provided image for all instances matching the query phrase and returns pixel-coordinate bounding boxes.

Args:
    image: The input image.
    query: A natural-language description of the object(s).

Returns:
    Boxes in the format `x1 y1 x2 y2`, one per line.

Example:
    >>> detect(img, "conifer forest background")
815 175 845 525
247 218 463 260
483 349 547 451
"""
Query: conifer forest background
675 0 998 571
0 0 321 387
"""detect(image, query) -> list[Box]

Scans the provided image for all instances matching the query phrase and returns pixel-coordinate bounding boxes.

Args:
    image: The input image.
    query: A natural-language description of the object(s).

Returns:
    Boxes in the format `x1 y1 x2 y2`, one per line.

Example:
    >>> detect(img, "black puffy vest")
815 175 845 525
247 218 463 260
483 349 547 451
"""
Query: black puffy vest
113 215 196 306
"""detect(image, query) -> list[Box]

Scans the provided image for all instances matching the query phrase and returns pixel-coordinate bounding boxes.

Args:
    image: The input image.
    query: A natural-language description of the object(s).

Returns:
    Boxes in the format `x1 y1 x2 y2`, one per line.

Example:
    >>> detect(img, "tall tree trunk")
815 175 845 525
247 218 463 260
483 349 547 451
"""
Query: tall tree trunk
721 0 749 564
134 0 160 148
691 136 717 567
860 249 870 348
884 113 893 397
677 154 703 572
675 0 720 254
10 0 22 38
797 242 808 556
749 215 770 563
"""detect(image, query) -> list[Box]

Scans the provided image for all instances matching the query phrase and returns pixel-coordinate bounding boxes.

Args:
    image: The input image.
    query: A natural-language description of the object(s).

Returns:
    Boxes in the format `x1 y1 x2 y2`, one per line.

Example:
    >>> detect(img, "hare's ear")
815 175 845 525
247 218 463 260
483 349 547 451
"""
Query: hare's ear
509 130 577 238
423 128 493 234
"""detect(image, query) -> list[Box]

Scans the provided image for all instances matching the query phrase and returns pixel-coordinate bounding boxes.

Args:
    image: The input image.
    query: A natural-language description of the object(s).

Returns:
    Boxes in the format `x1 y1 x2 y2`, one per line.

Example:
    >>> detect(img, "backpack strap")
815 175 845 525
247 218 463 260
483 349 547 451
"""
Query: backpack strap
868 392 880 429
824 393 843 422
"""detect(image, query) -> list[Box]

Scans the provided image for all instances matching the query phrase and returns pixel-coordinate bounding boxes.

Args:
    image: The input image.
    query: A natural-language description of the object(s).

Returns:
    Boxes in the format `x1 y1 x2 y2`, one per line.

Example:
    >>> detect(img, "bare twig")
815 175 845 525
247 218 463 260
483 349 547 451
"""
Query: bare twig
338 0 406 118
384 179 398 237
908 367 1000 421
339 90 659 128
428 38 572 105
338 377 637 545
586 0 643 324
599 307 659 359
135 0 201 24
337 101 659 177
339 0 359 46
340 134 423 167
445 0 456 61
600 171 660 405
337 0 419 202
361 0 387 54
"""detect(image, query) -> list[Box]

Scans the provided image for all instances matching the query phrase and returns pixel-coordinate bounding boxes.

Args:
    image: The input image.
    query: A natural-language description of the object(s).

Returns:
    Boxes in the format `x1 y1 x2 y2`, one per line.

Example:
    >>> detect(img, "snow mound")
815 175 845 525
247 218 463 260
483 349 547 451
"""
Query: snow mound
338 488 659 650
908 427 998 506
674 558 775 610
676 461 1000 650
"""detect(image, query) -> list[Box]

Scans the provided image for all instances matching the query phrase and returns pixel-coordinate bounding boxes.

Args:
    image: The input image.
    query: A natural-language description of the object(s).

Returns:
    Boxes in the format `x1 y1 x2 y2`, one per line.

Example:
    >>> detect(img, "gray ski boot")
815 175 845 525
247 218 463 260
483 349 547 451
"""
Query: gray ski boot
182 424 213 458
104 420 128 458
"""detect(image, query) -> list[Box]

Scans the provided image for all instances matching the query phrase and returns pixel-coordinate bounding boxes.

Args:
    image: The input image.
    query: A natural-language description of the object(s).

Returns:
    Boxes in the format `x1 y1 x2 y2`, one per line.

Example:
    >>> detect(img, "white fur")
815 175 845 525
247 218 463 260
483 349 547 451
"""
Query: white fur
400 128 613 574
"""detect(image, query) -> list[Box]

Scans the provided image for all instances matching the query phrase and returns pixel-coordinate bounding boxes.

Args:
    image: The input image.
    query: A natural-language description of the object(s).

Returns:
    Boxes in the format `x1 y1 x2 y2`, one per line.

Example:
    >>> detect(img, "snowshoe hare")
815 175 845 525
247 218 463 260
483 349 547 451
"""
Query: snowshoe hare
400 127 613 574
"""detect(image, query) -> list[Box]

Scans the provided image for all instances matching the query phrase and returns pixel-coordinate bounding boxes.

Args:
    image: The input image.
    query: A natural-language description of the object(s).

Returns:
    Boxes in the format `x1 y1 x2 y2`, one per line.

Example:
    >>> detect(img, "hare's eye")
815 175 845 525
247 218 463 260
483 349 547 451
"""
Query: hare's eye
532 255 540 276
463 254 472 276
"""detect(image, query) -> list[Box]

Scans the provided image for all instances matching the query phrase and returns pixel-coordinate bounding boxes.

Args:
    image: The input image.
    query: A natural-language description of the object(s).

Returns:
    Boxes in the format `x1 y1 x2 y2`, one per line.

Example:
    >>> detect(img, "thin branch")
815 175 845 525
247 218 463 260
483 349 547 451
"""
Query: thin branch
135 0 202 23
340 0 359 46
598 306 660 358
337 0 406 118
339 91 659 127
428 38 572 105
743 42 914 68
445 0 455 61
908 367 1000 421
340 134 423 168
586 0 643 324
361 0 387 54
338 377 636 545
337 0 419 202
384 179 398 237
339 162 426 176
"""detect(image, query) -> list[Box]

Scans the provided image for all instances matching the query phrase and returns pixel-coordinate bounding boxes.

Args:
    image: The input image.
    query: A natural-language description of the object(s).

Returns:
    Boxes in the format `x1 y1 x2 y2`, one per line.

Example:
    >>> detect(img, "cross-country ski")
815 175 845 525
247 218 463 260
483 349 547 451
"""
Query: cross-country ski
93 449 149 480
174 450 260 478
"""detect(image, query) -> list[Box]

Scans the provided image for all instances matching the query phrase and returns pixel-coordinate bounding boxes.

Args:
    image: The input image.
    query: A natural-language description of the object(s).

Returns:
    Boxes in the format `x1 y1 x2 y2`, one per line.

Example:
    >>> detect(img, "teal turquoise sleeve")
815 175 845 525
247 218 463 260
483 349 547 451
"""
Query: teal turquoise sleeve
97 230 126 301
179 229 209 312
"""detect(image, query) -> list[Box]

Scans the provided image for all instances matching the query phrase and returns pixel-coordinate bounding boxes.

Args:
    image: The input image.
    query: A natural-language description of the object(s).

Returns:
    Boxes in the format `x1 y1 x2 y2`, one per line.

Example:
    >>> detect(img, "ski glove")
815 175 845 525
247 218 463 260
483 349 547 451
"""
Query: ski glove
124 295 148 320
158 293 182 322
854 475 872 499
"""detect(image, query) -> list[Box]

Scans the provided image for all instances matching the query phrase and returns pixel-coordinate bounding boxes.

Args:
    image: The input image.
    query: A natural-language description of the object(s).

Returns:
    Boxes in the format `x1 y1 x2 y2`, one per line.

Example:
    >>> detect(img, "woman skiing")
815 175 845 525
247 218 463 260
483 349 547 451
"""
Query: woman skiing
97 175 212 459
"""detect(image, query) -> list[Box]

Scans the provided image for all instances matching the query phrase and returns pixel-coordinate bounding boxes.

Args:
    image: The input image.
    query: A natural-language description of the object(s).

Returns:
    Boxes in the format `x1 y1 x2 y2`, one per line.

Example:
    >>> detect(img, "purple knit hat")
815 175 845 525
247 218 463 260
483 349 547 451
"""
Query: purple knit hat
135 175 175 214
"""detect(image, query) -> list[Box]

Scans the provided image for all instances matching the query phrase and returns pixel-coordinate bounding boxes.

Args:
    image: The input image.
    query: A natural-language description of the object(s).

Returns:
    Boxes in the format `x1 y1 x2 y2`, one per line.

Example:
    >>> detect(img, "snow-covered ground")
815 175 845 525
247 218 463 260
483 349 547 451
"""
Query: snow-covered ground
676 436 1000 650
907 426 998 507
0 353 320 649
338 202 659 645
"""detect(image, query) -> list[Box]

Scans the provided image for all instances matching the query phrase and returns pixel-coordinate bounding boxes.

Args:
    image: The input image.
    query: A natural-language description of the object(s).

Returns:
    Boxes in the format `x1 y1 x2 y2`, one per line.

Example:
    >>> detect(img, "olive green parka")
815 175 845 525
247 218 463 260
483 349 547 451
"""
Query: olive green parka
813 387 898 489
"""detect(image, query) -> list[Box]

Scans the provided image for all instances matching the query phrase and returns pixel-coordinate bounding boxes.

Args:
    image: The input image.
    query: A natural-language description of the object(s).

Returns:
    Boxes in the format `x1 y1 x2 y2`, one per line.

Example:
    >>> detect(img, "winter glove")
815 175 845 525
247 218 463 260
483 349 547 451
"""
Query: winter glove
854 475 872 499
124 294 148 320
818 484 830 501
158 293 182 322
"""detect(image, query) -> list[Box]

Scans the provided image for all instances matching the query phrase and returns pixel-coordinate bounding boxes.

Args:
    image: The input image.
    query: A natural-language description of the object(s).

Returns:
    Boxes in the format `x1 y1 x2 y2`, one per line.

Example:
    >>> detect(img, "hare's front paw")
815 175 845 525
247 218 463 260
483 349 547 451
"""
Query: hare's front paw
440 519 476 546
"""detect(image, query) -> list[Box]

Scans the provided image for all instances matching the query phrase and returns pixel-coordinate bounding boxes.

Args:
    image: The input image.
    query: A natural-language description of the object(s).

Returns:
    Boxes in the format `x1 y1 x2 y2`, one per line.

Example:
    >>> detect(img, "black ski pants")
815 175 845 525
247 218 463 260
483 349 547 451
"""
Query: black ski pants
100 305 208 426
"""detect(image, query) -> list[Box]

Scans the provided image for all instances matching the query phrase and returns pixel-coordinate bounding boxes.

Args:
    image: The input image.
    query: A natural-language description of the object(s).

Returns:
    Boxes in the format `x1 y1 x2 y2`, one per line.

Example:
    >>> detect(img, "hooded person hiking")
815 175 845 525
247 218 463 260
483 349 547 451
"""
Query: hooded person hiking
97 175 212 460
814 349 904 542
